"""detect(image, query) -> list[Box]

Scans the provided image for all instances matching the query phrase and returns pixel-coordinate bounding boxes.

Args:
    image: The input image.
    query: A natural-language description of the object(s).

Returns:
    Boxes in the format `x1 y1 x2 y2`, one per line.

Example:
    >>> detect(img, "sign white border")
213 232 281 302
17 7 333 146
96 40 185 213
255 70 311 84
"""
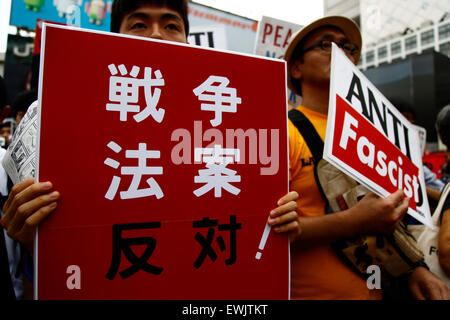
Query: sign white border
34 23 290 299
324 43 433 228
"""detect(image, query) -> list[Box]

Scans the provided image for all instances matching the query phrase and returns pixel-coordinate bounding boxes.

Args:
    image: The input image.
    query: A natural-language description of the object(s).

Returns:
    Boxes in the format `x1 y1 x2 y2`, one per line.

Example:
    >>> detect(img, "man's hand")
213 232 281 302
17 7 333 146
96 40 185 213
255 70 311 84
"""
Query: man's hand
0 178 60 253
408 266 449 300
351 189 409 235
268 191 300 242
290 189 410 249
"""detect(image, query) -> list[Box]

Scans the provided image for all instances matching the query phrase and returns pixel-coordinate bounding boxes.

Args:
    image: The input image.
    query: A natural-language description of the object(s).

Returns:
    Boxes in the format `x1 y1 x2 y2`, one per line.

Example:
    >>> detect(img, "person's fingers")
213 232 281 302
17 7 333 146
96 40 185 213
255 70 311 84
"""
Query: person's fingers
277 191 298 206
21 202 58 248
268 211 298 227
442 287 450 300
272 219 299 234
363 191 378 200
1 181 55 238
2 178 35 213
394 196 410 220
387 189 405 206
409 282 426 300
2 181 54 223
8 191 60 235
270 200 297 218
24 202 57 228
16 182 55 206
425 283 443 300
438 285 449 300
7 202 58 253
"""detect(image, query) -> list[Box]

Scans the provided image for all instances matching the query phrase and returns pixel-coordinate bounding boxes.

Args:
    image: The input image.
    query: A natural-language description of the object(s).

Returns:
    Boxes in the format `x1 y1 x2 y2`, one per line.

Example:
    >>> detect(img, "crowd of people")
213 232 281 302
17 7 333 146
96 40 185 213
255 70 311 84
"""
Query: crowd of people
0 0 449 301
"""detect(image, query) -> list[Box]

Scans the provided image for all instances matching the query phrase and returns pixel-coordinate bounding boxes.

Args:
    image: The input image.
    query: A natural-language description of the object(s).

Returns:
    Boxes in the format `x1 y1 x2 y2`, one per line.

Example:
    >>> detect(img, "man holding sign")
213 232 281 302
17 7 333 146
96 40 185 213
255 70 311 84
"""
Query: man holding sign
281 15 448 300
0 0 299 299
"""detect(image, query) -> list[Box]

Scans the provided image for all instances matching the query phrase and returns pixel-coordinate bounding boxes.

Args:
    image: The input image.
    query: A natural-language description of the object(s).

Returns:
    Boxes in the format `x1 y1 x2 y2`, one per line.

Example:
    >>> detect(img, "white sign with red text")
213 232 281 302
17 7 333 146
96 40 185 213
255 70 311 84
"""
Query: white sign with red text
325 43 433 228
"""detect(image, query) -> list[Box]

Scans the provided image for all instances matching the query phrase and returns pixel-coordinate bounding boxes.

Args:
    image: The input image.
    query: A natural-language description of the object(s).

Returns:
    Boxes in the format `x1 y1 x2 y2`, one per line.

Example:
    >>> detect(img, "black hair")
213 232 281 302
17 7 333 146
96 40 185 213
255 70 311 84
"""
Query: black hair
0 122 11 129
11 90 37 119
0 76 7 109
290 37 308 96
436 104 450 148
110 0 190 37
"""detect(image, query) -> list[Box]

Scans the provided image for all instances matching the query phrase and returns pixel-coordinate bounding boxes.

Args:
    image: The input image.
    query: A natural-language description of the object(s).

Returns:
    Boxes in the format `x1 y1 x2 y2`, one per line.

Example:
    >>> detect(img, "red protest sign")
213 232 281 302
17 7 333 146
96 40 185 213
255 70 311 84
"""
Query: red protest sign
33 19 66 56
35 24 289 299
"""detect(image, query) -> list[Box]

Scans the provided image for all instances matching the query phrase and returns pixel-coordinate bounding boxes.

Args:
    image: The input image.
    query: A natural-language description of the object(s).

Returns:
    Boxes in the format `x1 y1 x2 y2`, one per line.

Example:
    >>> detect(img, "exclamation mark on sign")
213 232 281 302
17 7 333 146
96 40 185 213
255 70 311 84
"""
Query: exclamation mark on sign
255 222 271 260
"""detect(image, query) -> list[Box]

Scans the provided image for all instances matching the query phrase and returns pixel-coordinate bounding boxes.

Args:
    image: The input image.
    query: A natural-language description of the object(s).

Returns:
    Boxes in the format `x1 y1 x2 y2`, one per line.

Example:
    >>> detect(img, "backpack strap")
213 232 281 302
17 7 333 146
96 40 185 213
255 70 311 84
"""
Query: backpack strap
288 109 331 211
289 109 426 278
288 109 324 163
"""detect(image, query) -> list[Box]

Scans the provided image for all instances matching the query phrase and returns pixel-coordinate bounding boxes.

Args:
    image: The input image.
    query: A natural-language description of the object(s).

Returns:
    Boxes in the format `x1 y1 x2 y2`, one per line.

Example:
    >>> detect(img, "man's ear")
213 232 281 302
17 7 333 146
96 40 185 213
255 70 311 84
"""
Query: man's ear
290 60 303 80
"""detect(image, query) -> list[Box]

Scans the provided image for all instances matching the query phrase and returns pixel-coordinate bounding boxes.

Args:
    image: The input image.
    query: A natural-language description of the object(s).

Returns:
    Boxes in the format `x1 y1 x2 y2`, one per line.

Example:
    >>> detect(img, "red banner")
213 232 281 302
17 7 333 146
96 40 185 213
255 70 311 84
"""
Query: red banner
36 25 289 299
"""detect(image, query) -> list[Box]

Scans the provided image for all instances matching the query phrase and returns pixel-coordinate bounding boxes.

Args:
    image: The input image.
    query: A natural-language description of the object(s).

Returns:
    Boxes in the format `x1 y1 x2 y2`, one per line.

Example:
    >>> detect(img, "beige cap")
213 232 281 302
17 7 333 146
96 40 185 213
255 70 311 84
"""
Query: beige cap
284 15 362 96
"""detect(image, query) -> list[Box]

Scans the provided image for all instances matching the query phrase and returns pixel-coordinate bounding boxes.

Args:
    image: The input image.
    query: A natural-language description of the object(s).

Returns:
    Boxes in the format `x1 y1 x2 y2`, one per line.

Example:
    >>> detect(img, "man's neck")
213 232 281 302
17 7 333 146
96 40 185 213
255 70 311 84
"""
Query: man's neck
300 85 330 115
